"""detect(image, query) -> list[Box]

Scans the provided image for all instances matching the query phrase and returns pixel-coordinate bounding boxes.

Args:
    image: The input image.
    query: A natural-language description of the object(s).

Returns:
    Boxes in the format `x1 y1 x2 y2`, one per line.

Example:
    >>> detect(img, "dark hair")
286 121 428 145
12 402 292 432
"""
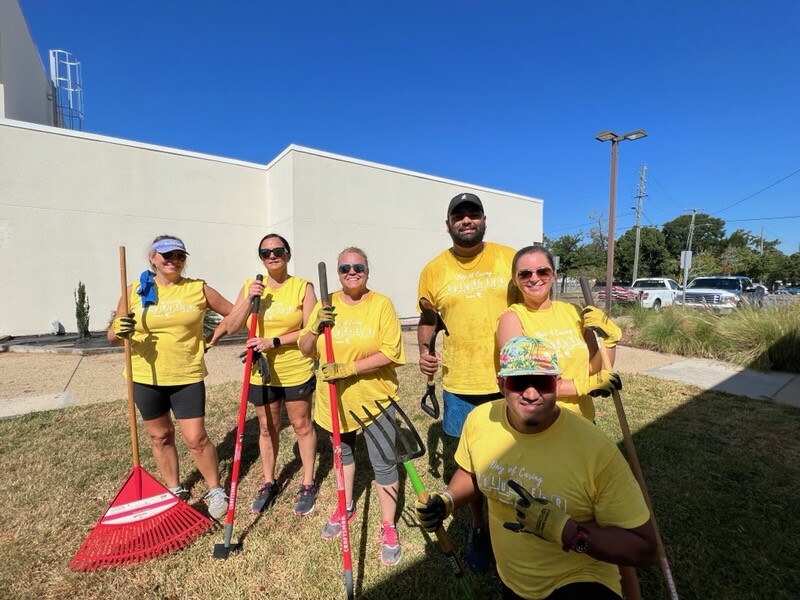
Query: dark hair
257 233 291 256
511 245 555 277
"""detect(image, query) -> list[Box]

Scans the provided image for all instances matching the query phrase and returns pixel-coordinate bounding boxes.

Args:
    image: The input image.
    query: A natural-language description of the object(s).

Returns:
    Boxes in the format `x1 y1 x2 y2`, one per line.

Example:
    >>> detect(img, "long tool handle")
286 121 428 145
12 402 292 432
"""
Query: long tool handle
579 276 679 600
222 274 263 544
405 461 473 599
118 247 139 468
318 262 354 600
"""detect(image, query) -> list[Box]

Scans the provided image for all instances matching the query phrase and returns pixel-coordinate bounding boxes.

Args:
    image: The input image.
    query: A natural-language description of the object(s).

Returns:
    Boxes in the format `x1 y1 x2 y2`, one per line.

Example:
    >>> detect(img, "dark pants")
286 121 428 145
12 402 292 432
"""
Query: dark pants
501 580 621 600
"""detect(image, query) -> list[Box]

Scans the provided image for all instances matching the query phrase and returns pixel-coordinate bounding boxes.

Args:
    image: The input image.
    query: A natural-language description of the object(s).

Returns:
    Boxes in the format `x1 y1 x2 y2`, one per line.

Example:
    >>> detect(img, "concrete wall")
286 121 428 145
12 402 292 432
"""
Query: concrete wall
0 120 267 335
278 147 542 317
0 1 56 125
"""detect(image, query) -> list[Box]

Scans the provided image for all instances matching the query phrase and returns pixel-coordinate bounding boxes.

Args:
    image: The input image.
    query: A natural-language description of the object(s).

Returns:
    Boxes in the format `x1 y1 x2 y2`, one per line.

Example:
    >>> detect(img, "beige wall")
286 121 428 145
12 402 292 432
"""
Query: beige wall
280 148 542 317
0 120 267 335
0 1 55 125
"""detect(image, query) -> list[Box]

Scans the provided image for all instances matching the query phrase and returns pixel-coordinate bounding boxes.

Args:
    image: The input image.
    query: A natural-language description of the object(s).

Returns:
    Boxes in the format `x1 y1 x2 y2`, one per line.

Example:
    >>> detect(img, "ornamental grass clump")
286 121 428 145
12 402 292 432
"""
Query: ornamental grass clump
716 303 800 372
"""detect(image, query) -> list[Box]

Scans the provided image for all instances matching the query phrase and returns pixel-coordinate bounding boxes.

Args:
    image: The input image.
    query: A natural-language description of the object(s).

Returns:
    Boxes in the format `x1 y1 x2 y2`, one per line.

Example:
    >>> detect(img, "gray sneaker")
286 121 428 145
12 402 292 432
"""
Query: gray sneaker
380 521 401 566
168 485 190 501
252 481 278 514
204 487 229 520
321 503 356 540
294 484 318 516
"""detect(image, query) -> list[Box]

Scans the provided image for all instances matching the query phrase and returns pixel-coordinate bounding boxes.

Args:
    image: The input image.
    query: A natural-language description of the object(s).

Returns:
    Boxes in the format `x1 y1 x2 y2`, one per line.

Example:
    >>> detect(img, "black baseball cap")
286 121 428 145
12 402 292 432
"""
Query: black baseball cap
447 192 484 216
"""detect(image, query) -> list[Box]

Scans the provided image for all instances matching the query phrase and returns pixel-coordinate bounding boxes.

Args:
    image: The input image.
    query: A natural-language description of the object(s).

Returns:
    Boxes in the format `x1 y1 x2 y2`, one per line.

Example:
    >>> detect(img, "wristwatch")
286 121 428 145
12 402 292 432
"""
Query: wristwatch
564 525 590 553
272 337 281 348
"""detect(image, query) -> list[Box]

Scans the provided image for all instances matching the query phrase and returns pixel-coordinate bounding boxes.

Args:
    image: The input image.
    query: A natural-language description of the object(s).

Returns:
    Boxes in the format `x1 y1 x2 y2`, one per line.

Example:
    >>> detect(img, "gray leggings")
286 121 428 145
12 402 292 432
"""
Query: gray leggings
333 403 399 486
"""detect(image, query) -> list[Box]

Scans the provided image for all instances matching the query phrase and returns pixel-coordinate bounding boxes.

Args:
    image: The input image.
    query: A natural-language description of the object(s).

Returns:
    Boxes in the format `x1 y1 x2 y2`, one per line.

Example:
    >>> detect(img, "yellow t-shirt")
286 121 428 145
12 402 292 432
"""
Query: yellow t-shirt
504 301 595 420
456 402 650 599
417 242 516 394
243 276 314 387
128 278 207 385
302 290 406 433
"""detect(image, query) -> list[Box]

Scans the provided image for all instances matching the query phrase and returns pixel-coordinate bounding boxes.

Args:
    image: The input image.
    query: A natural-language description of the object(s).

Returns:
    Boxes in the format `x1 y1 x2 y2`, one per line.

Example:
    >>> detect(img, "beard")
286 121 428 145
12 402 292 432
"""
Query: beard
448 221 486 247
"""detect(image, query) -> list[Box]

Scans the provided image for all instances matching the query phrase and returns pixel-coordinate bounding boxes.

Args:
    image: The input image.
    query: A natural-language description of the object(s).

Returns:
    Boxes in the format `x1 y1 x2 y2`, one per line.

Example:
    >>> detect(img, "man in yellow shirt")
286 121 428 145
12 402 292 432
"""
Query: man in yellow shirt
417 192 516 572
415 337 657 599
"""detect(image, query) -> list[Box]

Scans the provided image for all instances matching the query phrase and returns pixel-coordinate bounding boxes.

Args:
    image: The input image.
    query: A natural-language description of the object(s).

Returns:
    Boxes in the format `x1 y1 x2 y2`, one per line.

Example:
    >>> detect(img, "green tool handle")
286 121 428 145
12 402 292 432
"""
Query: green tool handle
405 460 473 599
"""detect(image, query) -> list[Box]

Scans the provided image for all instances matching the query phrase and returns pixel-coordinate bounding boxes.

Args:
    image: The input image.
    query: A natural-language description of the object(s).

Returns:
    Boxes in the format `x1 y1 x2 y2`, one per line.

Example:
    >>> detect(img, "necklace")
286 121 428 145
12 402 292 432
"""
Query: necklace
450 243 486 271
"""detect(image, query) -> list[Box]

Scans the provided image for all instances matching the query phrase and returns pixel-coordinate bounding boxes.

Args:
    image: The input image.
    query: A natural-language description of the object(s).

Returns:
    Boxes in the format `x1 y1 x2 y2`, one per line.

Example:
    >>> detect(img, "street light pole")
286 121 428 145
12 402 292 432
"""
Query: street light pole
595 129 648 313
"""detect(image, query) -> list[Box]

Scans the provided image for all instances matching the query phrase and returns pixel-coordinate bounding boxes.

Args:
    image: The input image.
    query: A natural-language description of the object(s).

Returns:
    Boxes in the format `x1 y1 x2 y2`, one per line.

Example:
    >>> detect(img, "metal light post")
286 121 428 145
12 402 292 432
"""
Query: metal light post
595 129 648 313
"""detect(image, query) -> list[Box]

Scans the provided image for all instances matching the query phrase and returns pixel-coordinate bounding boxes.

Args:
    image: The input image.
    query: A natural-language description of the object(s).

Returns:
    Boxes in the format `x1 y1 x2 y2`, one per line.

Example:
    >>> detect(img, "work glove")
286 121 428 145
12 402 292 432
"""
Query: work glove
320 361 357 382
503 479 570 544
576 370 622 397
415 491 454 533
112 313 136 338
581 306 622 347
311 306 336 334
240 349 271 383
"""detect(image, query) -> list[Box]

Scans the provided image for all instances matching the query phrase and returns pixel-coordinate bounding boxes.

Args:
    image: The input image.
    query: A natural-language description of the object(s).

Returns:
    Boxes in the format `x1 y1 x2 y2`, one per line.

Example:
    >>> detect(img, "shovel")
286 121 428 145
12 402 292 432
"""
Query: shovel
349 399 473 600
418 297 449 419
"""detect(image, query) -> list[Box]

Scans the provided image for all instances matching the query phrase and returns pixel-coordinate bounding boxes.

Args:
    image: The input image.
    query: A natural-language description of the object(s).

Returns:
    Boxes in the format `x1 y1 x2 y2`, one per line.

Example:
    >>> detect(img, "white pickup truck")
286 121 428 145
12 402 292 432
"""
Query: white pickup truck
630 278 682 310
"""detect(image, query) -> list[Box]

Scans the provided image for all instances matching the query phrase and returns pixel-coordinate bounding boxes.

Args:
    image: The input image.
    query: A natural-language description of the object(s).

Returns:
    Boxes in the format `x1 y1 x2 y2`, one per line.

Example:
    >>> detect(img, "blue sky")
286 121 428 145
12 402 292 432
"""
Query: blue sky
19 0 800 254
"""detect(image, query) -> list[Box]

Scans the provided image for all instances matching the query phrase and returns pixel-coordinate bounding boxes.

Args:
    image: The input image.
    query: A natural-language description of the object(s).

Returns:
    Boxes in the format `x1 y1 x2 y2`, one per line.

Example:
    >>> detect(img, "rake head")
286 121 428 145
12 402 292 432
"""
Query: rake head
349 398 425 465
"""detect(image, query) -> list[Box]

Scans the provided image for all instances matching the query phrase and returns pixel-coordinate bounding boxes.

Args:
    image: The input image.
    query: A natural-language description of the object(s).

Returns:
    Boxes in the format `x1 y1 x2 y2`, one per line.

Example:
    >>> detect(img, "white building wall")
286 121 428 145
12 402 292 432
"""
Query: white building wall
280 147 542 317
0 120 267 335
0 0 56 125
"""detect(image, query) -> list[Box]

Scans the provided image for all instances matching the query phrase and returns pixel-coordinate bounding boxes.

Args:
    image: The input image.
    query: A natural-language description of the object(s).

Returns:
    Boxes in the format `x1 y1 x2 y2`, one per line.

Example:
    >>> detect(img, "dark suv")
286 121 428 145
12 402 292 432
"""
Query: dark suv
680 276 764 309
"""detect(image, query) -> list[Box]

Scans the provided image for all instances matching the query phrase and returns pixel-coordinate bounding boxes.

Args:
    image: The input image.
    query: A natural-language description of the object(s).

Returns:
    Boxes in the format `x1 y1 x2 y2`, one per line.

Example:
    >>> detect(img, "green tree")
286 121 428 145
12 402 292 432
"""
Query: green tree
545 233 583 292
662 213 726 257
615 226 674 283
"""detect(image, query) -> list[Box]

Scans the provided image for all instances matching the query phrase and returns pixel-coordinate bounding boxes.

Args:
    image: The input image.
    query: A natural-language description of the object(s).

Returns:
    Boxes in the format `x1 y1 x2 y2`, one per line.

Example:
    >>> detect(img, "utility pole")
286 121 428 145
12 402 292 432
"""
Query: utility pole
680 209 697 305
759 227 764 254
631 164 647 283
686 209 697 253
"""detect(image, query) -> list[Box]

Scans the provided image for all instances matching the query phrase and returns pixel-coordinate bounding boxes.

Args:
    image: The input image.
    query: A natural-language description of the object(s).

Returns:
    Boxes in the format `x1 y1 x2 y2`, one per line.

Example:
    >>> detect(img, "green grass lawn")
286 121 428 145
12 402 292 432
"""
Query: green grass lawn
1 367 798 599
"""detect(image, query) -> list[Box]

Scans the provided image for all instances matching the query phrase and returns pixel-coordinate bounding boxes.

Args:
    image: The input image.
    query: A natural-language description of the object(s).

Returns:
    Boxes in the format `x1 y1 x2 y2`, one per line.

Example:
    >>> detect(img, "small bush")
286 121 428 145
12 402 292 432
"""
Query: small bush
74 281 91 339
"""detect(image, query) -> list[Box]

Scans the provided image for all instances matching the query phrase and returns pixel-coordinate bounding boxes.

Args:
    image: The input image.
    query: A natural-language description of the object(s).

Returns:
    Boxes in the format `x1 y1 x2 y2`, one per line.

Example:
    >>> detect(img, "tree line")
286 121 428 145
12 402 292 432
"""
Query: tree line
545 213 800 290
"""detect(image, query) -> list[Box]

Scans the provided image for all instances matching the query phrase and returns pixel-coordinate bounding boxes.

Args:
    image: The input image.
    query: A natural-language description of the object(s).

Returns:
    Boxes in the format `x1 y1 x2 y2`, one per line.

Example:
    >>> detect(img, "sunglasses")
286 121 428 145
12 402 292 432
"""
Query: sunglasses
259 247 287 259
160 251 187 262
338 263 366 274
517 267 554 281
504 375 557 394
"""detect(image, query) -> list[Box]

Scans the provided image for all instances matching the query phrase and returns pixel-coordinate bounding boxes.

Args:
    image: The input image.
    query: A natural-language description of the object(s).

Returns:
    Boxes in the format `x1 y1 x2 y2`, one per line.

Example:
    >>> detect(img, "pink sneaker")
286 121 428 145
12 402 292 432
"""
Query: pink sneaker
379 521 402 566
321 503 356 540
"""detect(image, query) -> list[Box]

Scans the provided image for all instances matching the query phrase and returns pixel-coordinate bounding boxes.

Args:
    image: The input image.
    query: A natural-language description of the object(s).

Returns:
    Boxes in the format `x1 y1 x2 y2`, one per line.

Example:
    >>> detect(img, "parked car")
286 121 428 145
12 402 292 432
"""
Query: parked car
630 278 681 310
678 275 764 309
788 287 800 295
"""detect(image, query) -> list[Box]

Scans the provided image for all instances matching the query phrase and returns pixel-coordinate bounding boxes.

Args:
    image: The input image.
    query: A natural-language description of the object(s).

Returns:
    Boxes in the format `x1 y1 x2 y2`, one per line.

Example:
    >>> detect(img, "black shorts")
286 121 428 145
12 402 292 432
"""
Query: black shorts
133 381 206 421
502 580 621 600
247 376 316 406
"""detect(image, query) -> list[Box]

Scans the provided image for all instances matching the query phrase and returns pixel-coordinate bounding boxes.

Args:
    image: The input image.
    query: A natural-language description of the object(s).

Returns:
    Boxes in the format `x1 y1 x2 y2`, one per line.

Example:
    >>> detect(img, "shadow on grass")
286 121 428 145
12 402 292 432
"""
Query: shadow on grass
605 386 800 600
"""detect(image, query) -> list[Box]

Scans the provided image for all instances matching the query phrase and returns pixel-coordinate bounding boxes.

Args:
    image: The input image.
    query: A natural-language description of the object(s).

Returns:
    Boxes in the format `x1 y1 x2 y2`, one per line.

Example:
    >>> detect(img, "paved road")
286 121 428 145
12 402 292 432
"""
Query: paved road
1 330 798 419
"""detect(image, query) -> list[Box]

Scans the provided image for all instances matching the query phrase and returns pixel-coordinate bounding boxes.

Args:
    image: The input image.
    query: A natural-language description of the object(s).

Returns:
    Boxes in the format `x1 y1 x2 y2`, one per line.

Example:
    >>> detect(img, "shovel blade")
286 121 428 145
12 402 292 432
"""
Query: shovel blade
212 542 242 559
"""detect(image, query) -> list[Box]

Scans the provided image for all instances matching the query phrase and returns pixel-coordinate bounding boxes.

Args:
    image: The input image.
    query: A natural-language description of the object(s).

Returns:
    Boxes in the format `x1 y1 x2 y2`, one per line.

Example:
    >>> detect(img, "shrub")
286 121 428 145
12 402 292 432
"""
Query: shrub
74 281 91 339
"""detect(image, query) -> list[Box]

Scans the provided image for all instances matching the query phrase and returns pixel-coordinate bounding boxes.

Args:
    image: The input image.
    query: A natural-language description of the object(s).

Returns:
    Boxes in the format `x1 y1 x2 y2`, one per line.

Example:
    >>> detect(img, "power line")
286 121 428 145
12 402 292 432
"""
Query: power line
710 167 800 215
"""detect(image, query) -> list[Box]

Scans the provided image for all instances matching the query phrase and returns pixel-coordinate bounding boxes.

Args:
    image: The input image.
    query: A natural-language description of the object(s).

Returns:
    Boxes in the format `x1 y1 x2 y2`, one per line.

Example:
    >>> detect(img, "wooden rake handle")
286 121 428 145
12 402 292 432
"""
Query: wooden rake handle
119 246 140 468
579 276 679 600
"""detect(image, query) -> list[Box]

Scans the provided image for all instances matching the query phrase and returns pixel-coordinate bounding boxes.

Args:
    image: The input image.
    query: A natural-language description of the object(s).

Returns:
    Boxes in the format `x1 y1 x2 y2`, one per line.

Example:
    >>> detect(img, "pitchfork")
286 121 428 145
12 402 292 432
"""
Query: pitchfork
349 399 473 600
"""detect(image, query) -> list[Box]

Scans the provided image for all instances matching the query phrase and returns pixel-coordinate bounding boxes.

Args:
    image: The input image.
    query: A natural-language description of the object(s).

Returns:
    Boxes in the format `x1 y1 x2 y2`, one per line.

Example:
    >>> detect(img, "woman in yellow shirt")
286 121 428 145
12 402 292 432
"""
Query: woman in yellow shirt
213 234 318 516
107 235 233 519
298 247 406 567
496 245 623 421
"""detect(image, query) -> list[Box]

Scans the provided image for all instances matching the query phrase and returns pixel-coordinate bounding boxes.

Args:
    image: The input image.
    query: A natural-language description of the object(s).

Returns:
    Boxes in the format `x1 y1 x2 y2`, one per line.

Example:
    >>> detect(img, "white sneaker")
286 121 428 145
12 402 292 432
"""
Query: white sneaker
204 487 229 520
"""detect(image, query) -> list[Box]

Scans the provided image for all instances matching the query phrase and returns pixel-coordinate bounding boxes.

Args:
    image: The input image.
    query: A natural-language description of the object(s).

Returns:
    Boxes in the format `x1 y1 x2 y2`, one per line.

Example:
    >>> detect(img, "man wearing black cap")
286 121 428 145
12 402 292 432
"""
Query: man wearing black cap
417 191 516 573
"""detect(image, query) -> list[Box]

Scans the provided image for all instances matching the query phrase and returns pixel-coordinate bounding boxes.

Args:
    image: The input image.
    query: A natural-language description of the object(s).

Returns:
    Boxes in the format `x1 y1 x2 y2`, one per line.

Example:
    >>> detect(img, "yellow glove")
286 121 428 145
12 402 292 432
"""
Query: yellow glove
581 306 621 347
576 370 622 397
414 492 454 533
311 306 336 334
320 361 357 382
502 480 570 544
112 313 136 338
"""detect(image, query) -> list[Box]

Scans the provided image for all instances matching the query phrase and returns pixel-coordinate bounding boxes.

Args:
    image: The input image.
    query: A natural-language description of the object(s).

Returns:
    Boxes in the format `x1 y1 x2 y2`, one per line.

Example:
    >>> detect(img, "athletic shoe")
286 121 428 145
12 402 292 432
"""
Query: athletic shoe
321 503 357 540
465 526 491 574
168 484 190 501
379 521 402 566
294 483 318 516
204 487 229 520
252 481 278 514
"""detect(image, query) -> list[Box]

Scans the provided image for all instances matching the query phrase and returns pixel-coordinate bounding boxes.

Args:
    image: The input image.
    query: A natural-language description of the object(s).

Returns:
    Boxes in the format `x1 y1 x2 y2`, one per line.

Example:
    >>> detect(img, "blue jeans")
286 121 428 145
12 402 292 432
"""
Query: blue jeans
442 390 503 437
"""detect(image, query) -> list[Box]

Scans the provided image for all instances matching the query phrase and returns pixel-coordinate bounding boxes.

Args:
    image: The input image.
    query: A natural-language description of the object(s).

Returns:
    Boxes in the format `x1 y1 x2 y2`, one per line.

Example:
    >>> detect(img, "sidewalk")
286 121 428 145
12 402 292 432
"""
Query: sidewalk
1 332 799 419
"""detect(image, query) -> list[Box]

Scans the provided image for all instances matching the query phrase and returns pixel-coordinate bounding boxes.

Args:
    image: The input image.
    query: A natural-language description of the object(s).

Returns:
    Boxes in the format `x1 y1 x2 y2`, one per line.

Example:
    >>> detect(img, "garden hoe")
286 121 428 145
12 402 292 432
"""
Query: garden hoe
418 297 449 419
213 274 263 559
350 399 473 600
579 276 679 600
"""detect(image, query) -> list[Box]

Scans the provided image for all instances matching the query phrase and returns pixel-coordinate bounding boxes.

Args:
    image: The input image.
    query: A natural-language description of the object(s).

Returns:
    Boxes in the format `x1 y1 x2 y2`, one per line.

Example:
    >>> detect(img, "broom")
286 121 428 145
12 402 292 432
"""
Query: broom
69 246 213 572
